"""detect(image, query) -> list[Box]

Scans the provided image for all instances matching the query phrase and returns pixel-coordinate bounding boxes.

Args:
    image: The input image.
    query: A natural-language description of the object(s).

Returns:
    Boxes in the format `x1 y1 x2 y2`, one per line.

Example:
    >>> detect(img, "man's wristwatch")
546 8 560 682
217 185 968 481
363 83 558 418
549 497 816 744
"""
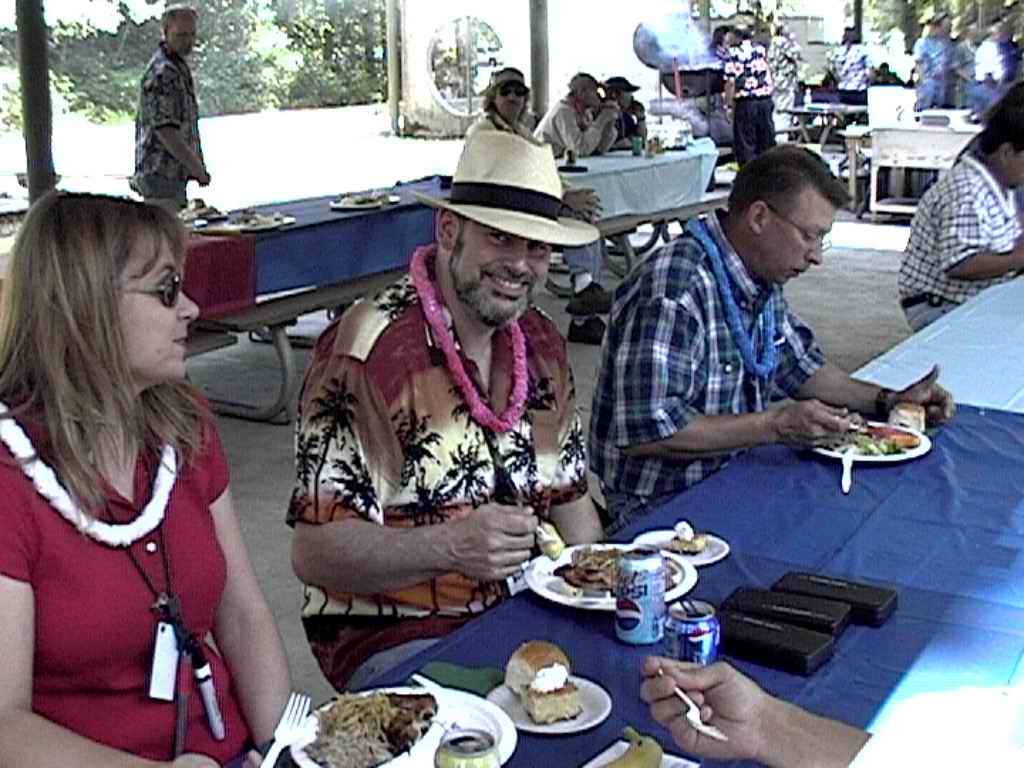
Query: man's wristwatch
875 387 895 419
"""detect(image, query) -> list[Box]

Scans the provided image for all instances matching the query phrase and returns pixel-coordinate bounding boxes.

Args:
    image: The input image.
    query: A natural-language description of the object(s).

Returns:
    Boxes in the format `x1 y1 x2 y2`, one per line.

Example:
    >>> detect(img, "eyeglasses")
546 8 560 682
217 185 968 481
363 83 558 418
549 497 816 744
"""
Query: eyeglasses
126 272 183 308
763 202 832 252
497 82 530 98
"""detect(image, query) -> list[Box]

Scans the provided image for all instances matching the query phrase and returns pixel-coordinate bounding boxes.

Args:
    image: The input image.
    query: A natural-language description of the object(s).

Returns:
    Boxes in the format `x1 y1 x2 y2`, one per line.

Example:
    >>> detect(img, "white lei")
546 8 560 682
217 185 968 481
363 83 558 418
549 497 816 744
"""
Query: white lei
0 402 176 548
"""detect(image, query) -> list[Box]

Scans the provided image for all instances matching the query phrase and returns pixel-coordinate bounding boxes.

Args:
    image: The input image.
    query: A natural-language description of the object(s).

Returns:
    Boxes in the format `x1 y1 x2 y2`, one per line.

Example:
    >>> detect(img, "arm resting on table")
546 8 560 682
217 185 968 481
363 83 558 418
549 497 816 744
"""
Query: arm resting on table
622 410 777 460
760 697 870 768
946 242 1024 280
795 363 884 415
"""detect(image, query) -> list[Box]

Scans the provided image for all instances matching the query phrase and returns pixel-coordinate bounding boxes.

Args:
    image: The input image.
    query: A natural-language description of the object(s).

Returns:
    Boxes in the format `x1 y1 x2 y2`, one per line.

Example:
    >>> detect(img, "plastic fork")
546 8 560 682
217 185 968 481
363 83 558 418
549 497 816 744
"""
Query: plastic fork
260 691 312 768
657 669 729 742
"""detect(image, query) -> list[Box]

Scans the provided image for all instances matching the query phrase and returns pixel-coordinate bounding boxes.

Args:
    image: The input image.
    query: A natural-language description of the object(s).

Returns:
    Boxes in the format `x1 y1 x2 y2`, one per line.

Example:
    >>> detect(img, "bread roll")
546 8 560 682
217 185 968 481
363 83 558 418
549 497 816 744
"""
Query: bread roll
888 402 926 432
504 641 571 699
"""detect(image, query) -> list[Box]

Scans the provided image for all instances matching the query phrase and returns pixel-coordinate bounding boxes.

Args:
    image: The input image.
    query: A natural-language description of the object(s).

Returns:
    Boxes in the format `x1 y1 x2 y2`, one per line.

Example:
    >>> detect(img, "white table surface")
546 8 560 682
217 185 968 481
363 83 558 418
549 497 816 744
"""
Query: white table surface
855 280 1024 413
560 137 718 218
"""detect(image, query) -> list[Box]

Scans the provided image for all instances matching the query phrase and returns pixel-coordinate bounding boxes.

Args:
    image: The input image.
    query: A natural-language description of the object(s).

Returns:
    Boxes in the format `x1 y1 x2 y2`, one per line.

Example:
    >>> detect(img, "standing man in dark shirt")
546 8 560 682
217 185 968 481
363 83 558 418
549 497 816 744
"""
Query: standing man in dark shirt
131 5 209 211
724 26 776 166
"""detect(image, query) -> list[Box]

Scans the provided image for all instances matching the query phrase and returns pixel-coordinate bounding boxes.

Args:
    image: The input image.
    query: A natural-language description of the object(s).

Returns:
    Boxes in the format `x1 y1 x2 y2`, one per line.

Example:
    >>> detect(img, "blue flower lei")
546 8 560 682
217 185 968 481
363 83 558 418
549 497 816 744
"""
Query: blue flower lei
686 218 777 379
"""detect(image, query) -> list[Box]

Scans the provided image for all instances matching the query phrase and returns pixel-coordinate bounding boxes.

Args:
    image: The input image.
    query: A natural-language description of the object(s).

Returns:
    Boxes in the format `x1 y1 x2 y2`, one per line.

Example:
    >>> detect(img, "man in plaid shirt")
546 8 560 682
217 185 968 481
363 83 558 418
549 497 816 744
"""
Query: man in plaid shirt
899 83 1024 332
590 147 955 534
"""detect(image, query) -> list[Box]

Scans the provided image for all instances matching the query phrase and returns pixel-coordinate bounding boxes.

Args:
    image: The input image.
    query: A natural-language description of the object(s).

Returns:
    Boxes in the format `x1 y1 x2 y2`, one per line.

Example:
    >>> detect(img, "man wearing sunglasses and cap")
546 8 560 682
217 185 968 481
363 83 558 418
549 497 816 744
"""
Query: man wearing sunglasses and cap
288 131 604 692
604 75 648 150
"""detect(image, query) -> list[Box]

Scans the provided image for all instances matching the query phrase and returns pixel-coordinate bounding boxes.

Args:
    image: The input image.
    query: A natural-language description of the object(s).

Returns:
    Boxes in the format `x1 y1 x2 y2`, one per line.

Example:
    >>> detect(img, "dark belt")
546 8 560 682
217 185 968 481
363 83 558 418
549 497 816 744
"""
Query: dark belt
900 293 952 310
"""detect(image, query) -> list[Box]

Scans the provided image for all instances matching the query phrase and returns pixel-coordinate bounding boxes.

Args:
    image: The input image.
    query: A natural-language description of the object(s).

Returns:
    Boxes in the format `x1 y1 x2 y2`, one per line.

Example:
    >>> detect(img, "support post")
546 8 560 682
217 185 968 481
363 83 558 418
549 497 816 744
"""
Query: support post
16 0 56 203
385 0 401 135
528 0 549 118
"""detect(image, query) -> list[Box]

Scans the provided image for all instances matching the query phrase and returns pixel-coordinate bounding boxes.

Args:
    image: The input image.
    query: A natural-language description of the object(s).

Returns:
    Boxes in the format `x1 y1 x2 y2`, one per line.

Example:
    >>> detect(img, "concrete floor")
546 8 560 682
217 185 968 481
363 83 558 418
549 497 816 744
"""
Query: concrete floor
187 222 910 701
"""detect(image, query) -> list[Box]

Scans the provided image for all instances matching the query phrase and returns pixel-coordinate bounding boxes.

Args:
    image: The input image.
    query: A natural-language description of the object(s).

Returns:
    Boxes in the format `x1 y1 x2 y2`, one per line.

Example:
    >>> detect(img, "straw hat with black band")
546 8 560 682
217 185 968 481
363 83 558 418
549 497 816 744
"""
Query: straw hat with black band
415 131 599 248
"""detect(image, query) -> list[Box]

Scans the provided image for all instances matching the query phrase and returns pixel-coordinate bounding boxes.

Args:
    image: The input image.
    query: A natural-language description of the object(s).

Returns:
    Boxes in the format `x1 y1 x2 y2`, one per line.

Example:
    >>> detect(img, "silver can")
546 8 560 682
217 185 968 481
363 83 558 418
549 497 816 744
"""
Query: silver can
665 600 720 665
434 728 500 768
615 547 666 644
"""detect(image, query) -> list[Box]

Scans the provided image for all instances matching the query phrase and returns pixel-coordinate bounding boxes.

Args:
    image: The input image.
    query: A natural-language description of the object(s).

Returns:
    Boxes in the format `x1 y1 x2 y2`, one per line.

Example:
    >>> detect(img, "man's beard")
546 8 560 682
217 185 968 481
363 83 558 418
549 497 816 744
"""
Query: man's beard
449 235 534 327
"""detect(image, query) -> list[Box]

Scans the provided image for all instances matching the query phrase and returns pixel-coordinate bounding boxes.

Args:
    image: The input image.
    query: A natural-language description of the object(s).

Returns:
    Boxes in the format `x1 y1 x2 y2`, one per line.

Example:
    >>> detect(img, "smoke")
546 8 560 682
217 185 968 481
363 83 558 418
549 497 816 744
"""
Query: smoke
633 0 720 73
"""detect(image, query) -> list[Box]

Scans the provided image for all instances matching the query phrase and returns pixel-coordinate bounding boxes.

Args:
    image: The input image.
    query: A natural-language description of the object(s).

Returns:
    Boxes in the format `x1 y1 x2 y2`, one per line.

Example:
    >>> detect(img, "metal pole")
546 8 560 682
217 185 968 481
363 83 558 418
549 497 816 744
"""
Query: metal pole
854 0 863 39
465 16 473 116
529 0 549 118
385 0 400 135
16 0 56 203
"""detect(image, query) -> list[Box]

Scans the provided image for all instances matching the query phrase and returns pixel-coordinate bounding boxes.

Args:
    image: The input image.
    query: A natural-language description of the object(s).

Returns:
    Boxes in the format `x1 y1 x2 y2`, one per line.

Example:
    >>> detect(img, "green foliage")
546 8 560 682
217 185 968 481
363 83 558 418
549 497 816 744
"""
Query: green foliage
0 0 388 127
282 0 386 108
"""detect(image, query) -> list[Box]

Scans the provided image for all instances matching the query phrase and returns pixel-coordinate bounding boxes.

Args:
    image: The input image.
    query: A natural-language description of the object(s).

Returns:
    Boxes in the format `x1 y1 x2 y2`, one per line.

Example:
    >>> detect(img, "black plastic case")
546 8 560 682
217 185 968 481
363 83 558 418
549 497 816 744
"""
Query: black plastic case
720 587 852 637
718 609 835 676
771 572 898 627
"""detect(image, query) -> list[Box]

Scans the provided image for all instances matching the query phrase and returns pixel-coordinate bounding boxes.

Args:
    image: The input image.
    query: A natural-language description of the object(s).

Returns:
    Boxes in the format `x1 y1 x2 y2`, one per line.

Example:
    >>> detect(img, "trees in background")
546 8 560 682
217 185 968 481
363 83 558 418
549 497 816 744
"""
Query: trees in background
0 0 387 129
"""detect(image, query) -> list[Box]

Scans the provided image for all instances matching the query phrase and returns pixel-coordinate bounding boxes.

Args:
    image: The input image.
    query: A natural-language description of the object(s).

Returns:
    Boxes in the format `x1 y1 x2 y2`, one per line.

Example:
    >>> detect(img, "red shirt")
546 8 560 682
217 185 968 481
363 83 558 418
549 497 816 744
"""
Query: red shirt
0 409 251 762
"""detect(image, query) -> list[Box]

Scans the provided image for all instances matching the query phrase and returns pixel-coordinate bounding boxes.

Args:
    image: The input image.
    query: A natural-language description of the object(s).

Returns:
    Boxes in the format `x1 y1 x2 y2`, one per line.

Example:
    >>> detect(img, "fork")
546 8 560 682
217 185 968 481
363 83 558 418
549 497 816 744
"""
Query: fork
657 669 729 742
260 691 312 768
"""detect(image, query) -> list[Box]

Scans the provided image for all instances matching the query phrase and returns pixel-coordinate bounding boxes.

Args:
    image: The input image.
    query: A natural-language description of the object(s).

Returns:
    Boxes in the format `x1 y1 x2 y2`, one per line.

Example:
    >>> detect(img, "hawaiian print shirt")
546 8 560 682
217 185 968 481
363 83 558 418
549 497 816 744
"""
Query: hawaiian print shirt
133 42 203 184
768 33 802 110
835 44 872 91
590 212 824 500
724 40 775 99
288 263 588 627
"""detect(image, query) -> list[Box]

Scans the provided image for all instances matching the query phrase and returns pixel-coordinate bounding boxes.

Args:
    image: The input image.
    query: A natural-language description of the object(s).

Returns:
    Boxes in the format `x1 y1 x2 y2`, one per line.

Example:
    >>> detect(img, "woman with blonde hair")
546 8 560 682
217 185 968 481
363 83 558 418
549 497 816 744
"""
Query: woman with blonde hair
467 66 537 139
0 193 290 766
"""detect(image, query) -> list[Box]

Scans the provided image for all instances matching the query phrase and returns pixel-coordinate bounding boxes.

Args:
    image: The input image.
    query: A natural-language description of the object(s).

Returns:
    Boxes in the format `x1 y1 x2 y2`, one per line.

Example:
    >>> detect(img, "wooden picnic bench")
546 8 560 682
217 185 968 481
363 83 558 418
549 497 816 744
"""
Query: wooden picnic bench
192 267 404 424
599 190 730 277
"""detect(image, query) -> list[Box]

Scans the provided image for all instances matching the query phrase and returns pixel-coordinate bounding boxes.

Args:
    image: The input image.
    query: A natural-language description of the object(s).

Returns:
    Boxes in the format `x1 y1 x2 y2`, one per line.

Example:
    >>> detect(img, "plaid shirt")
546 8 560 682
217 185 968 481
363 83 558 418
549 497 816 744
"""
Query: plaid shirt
133 42 203 184
724 40 774 99
590 213 824 499
899 154 1021 305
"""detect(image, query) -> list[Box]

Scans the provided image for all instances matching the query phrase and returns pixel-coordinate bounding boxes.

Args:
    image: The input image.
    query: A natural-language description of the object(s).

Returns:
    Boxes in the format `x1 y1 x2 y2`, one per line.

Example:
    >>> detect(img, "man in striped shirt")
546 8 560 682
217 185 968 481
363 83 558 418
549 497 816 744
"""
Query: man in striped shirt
590 147 955 533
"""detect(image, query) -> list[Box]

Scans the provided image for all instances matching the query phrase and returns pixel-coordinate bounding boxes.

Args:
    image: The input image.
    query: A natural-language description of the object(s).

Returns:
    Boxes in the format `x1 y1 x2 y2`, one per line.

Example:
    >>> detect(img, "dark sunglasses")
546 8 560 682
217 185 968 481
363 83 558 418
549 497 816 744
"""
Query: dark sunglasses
126 272 183 308
498 82 530 98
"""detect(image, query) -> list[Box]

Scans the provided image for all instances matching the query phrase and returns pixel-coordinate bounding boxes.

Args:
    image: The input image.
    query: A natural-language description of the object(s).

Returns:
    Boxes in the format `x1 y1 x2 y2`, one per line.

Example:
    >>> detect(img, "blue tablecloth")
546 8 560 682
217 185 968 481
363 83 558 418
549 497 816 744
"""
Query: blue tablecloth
242 177 444 295
377 405 1024 766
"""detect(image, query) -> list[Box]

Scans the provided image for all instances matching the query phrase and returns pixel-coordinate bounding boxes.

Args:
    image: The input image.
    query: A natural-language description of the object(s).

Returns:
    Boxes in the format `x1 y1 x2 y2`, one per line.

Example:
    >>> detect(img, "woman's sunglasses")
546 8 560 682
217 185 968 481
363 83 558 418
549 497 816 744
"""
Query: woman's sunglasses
126 272 183 308
498 82 530 98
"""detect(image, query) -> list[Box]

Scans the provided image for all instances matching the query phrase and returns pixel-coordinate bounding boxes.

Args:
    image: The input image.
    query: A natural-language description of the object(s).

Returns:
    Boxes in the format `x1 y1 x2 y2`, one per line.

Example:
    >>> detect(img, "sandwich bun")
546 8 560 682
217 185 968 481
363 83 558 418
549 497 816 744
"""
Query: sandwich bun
888 402 926 432
505 641 571 699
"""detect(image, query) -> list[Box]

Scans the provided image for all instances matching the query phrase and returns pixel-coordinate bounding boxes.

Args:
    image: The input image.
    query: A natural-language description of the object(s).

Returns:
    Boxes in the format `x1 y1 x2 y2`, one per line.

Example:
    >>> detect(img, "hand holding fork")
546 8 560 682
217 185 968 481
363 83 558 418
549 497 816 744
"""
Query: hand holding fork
260 692 312 768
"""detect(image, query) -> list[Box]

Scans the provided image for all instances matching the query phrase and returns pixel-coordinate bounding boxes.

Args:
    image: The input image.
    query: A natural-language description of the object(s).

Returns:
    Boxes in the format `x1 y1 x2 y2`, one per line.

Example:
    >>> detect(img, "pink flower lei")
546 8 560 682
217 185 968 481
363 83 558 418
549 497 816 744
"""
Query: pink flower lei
410 245 528 433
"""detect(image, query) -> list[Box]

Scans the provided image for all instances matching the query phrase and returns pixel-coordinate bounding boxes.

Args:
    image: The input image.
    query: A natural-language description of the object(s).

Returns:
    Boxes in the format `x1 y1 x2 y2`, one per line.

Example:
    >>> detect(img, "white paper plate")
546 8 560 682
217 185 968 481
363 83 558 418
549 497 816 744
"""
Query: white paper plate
290 684 517 767
581 740 699 768
193 215 295 234
813 422 931 463
524 544 698 611
486 677 612 735
631 530 731 567
330 194 401 210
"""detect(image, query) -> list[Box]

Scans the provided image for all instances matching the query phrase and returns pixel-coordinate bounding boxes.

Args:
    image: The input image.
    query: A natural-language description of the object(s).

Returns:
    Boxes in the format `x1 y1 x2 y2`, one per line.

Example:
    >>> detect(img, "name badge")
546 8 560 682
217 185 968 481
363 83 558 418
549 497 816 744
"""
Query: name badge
148 621 180 701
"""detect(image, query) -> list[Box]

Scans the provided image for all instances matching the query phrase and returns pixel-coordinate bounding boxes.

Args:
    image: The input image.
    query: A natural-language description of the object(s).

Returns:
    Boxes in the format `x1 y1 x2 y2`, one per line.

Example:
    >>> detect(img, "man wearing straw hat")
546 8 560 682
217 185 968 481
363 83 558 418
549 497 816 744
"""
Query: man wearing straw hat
288 131 604 691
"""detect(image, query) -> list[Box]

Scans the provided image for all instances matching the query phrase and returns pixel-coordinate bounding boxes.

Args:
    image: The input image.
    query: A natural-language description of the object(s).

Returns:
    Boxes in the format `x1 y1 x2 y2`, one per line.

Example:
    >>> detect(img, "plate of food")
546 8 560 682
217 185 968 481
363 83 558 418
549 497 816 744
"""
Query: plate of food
290 684 516 767
193 211 296 235
330 193 401 210
487 641 612 735
813 421 931 463
178 199 227 223
524 543 698 611
632 521 730 567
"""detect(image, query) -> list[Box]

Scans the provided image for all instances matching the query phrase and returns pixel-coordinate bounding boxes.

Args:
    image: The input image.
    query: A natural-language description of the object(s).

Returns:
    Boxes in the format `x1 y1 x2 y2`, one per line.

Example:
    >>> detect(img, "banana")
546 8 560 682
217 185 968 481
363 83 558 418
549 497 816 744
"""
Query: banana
536 521 565 559
604 726 664 768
